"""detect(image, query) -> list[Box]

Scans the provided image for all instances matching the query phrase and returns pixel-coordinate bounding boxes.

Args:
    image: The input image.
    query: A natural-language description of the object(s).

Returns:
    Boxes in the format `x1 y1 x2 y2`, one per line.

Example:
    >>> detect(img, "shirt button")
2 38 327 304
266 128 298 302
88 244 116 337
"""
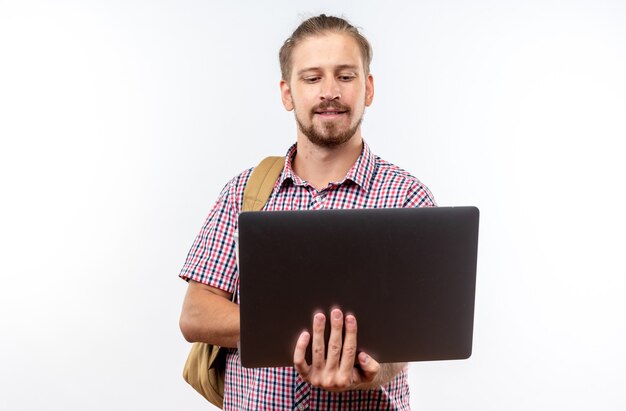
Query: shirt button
298 404 306 410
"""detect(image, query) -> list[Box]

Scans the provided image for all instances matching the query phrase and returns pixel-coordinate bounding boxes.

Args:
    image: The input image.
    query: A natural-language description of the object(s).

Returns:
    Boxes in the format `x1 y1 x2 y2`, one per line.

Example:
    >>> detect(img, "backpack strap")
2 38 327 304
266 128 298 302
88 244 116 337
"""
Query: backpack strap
242 156 285 212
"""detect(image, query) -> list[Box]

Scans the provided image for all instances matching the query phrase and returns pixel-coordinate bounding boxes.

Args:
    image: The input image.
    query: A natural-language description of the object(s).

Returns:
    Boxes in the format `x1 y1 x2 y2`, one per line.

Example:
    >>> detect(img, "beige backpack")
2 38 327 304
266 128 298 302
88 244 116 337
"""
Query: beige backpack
182 156 285 408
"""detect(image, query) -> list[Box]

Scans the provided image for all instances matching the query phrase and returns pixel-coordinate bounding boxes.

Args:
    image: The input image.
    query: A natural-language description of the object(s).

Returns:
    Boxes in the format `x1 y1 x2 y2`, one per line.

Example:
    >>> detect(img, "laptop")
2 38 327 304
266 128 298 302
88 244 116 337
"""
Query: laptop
237 206 479 368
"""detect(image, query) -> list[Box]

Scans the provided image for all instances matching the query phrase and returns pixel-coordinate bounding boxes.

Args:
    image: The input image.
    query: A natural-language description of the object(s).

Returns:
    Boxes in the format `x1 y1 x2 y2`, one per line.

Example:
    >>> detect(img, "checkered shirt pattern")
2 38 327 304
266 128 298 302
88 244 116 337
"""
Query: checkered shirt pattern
180 141 436 411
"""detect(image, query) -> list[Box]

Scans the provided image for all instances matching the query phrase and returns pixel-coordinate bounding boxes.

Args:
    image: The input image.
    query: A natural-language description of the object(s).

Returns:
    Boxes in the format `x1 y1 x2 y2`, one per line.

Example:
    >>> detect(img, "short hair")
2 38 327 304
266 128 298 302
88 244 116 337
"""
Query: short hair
279 14 373 82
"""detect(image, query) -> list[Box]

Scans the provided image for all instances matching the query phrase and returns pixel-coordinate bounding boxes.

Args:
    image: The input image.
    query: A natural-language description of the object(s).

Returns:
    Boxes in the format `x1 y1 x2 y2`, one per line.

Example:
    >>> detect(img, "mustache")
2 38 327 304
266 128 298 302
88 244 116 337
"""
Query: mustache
311 100 351 113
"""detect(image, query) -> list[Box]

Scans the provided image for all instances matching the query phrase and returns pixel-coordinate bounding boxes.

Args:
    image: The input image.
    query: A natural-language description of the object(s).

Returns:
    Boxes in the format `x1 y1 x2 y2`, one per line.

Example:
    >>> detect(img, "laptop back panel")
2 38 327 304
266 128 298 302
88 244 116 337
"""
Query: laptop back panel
238 207 479 368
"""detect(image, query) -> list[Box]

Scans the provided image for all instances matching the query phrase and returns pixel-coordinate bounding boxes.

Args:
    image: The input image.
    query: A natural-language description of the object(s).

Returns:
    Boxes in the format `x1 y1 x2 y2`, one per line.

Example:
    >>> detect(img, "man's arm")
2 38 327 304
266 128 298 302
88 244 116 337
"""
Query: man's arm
293 309 406 392
179 280 240 348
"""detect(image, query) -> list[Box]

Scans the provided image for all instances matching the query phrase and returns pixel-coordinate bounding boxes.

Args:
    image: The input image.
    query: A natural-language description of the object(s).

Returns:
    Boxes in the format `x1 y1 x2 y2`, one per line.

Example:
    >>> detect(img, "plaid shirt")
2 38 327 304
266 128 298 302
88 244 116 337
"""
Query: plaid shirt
180 141 436 410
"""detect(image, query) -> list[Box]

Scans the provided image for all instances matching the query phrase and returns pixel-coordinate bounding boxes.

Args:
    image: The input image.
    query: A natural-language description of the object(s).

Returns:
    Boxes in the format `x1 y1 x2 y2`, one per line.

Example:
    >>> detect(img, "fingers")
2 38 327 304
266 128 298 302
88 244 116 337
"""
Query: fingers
311 312 326 370
357 351 380 383
326 309 344 368
293 331 311 376
339 314 358 373
294 309 381 392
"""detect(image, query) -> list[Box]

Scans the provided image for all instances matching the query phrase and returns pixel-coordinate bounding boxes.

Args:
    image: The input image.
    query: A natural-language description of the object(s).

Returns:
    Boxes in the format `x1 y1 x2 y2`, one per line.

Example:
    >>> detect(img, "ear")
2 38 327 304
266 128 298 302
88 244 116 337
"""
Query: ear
280 79 294 111
365 73 374 107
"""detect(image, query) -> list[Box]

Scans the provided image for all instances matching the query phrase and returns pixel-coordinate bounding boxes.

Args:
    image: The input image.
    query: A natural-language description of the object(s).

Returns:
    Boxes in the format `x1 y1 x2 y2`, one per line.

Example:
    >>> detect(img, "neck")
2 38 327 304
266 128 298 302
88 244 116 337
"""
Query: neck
292 133 363 191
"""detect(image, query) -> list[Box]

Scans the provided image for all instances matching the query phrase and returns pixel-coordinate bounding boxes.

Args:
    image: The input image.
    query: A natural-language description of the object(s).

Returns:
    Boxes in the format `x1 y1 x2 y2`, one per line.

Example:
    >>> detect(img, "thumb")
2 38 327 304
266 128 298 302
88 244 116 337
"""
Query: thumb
357 352 380 382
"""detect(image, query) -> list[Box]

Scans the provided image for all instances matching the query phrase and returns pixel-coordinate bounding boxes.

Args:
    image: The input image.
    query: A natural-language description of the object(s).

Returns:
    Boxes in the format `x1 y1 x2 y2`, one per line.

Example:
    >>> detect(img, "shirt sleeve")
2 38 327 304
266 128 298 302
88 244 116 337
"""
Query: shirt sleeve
179 171 249 294
403 180 437 208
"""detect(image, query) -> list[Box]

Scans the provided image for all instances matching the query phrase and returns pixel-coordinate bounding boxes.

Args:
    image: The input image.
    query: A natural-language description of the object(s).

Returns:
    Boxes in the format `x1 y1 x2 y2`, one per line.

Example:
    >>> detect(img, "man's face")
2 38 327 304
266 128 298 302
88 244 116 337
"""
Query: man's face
280 32 374 148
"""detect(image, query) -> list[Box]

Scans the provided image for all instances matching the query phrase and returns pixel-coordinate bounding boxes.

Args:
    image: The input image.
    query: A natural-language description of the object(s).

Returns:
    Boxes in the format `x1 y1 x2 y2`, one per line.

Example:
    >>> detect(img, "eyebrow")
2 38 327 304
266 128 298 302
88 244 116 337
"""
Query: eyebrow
296 64 360 76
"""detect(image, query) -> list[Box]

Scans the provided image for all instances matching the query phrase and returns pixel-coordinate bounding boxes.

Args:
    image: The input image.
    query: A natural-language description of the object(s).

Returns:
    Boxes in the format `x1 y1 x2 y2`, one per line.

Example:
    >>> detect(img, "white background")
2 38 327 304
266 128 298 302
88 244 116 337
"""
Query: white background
1 1 625 410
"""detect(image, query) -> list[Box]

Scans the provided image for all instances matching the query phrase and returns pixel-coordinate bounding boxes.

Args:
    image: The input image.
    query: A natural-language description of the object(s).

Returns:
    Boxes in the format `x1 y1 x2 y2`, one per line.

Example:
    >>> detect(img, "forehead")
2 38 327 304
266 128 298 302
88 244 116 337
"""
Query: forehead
290 32 364 74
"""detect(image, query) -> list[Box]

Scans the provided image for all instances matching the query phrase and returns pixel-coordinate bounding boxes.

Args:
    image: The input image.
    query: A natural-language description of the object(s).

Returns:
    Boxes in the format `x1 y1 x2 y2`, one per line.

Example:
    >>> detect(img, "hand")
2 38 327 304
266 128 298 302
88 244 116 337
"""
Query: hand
293 308 381 392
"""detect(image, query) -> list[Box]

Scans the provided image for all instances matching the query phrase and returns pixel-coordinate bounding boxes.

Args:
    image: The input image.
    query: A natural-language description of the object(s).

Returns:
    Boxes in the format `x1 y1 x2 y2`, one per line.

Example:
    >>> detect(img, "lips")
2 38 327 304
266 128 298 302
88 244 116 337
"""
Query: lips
315 110 347 115
313 103 350 116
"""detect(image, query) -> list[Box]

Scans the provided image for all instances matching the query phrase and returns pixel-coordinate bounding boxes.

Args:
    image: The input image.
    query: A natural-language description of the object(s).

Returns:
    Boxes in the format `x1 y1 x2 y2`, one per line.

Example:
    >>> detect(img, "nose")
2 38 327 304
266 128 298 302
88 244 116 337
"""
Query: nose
320 77 341 101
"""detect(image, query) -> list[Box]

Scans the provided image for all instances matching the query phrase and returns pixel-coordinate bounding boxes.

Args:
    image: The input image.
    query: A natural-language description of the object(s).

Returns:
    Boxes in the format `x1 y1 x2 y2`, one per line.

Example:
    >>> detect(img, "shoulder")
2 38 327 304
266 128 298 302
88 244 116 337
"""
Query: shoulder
214 167 254 214
223 167 254 193
375 156 416 180
373 156 425 188
373 156 437 207
217 155 286 212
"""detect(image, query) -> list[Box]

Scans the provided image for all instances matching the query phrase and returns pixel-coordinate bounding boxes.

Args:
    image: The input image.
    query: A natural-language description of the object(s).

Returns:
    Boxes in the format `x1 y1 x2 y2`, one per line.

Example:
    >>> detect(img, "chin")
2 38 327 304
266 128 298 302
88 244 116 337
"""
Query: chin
297 115 362 149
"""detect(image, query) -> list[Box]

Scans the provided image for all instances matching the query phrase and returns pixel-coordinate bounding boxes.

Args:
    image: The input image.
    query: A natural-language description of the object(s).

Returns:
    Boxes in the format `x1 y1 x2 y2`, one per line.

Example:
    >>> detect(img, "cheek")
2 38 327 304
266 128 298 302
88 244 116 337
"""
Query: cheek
350 93 367 110
345 87 365 105
291 90 315 108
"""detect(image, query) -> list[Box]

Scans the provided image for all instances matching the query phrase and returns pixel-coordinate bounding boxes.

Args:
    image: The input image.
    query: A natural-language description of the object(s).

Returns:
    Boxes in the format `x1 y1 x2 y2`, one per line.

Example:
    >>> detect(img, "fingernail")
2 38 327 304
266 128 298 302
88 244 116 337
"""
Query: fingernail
361 354 369 363
333 310 342 320
346 315 355 324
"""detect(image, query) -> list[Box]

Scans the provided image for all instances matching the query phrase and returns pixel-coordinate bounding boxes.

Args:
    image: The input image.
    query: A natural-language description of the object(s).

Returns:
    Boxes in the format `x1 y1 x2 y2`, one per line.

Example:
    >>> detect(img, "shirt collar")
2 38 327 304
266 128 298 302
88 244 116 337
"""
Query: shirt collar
278 140 377 193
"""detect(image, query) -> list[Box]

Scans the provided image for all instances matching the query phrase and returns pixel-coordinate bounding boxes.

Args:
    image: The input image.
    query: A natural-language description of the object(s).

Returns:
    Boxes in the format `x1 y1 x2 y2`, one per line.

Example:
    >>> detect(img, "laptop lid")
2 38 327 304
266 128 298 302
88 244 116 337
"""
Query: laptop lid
238 206 479 368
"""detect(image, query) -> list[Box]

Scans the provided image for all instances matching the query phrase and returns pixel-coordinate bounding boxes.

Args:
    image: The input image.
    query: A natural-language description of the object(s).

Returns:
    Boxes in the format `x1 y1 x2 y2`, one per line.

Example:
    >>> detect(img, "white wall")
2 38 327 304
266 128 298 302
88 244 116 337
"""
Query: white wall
1 1 625 410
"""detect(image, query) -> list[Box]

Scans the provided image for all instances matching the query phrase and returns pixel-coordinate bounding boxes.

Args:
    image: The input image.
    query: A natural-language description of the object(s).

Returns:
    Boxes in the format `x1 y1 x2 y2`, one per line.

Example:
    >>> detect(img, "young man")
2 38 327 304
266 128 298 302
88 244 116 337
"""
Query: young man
179 14 436 410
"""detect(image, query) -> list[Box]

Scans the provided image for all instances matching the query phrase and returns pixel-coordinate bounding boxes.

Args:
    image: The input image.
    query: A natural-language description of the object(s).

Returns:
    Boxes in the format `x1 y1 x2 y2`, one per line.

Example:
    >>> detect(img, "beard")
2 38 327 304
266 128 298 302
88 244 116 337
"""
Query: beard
295 101 363 149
